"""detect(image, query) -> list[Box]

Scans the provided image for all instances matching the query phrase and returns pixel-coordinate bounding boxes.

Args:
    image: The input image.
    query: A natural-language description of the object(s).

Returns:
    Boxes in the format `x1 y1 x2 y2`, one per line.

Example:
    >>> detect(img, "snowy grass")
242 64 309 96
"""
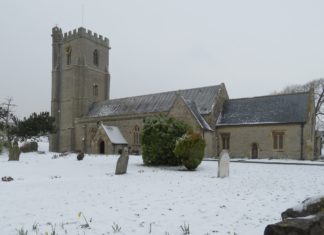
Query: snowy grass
1 141 324 234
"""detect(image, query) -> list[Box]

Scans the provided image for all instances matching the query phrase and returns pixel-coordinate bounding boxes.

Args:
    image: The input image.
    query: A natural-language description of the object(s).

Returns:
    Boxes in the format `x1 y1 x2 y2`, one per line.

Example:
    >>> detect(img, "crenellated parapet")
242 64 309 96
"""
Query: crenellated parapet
62 27 109 47
52 26 63 42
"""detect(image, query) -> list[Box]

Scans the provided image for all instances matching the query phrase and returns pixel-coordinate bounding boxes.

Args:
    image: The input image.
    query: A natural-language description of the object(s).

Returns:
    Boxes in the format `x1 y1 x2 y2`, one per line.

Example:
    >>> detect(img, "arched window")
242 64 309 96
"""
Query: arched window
133 125 140 145
93 49 99 66
93 84 98 96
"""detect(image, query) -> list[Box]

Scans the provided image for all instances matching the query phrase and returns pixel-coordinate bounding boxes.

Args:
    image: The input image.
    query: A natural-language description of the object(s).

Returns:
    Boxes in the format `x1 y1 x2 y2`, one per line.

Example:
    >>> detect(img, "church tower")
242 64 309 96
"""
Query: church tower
50 26 110 152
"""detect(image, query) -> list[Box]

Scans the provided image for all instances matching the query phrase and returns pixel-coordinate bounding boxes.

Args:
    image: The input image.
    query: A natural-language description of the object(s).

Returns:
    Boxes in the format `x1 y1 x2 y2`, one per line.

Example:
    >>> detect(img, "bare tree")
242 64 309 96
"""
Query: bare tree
274 78 324 130
0 97 17 141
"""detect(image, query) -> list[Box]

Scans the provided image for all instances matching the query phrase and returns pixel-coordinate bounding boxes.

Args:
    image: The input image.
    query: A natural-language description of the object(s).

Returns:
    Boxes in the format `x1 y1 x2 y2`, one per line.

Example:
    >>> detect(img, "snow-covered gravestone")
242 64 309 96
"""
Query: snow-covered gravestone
115 147 129 175
218 150 230 178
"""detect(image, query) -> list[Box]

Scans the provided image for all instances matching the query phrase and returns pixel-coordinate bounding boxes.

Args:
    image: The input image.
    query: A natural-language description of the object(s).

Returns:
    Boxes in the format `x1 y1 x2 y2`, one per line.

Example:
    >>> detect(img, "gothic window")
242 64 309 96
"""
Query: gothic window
133 125 140 145
93 49 99 66
273 131 284 150
93 84 98 96
221 133 230 150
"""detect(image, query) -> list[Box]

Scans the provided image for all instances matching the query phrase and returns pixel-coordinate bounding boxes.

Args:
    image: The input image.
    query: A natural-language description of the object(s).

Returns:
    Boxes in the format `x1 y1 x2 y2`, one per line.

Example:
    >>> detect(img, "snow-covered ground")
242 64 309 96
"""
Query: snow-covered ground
1 141 324 235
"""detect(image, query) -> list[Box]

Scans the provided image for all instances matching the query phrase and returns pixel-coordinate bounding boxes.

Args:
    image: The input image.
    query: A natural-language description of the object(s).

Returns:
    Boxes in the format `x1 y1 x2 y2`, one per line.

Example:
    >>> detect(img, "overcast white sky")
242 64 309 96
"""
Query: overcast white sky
1 0 324 118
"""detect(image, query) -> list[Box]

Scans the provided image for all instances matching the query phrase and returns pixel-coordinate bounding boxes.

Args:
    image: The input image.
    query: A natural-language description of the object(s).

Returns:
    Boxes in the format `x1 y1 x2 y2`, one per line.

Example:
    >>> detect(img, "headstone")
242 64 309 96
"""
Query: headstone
115 147 129 175
8 141 21 161
77 152 85 161
218 150 230 178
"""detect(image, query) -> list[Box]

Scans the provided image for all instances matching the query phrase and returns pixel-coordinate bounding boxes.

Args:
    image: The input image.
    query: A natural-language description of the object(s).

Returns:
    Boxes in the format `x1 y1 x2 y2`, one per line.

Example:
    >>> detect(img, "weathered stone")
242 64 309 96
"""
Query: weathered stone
115 147 129 175
265 196 324 235
218 150 230 178
8 142 21 161
282 197 324 220
77 152 85 161
264 212 324 235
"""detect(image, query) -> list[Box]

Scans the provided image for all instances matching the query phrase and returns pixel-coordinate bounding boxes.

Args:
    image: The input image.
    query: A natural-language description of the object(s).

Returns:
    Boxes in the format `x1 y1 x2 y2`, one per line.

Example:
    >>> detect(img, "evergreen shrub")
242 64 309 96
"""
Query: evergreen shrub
174 130 206 170
141 115 189 166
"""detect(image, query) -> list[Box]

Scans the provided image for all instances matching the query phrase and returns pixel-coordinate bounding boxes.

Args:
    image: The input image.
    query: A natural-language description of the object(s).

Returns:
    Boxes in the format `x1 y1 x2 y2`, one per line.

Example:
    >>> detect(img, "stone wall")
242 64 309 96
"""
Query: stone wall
216 124 308 159
74 113 161 155
168 95 203 133
209 83 229 157
168 95 214 157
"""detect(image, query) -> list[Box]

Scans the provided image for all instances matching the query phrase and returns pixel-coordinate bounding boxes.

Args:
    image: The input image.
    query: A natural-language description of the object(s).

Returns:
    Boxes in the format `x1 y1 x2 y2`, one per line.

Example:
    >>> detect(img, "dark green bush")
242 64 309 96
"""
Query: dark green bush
174 131 206 170
0 141 2 154
141 115 189 166
20 141 38 153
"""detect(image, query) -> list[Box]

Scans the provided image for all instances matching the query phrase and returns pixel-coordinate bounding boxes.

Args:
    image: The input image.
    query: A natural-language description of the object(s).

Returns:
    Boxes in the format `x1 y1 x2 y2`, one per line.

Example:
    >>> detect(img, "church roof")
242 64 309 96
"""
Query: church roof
182 98 213 131
217 92 310 126
87 85 222 118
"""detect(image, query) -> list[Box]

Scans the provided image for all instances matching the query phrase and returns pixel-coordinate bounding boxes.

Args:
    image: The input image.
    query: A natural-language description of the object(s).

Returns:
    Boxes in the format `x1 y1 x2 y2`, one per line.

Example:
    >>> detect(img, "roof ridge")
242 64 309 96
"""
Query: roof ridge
228 91 309 101
107 84 221 102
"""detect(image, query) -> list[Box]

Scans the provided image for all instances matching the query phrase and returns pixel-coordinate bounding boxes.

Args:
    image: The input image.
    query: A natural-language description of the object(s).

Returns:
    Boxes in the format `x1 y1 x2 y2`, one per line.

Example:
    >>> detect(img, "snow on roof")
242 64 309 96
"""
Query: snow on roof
87 85 222 118
101 125 128 144
217 92 309 126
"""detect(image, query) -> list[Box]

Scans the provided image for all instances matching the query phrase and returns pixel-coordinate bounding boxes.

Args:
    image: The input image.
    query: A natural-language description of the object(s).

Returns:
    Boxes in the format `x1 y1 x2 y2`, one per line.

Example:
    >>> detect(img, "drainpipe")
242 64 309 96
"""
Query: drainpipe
300 123 304 160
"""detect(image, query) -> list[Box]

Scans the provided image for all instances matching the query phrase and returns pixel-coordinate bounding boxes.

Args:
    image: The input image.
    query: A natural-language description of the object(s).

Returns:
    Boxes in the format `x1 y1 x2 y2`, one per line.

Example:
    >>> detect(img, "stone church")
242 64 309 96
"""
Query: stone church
50 26 317 160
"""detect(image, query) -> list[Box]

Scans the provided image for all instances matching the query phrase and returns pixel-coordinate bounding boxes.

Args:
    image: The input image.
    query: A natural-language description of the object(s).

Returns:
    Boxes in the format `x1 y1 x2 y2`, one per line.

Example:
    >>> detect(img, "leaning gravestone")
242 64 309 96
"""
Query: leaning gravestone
218 150 230 178
8 141 21 161
115 147 129 175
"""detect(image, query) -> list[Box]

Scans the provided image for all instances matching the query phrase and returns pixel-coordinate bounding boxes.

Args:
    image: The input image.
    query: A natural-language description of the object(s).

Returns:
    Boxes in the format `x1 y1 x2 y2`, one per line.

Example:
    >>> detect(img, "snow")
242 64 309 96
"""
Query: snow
292 195 324 212
102 125 128 144
1 141 324 234
230 158 324 165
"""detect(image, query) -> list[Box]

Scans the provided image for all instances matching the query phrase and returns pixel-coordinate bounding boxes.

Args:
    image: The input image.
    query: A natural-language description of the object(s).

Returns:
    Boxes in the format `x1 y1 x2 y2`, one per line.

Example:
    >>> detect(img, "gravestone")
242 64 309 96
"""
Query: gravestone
115 147 129 175
218 150 230 178
77 152 85 161
8 141 21 161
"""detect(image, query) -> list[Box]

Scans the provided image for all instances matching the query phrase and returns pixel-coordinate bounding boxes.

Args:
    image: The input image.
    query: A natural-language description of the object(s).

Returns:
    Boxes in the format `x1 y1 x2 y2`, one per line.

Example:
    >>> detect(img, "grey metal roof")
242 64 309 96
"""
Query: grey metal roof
217 92 310 126
87 85 222 118
101 125 128 144
182 98 213 131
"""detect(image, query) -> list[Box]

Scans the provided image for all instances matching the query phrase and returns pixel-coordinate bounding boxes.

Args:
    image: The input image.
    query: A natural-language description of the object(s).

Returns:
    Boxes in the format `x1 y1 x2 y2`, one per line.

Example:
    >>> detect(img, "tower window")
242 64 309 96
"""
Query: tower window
93 84 98 96
93 49 99 66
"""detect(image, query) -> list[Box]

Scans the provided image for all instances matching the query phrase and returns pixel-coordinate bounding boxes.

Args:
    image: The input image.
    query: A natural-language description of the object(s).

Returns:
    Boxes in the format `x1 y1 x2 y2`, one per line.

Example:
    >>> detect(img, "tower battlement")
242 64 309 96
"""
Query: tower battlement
63 27 109 47
52 26 63 42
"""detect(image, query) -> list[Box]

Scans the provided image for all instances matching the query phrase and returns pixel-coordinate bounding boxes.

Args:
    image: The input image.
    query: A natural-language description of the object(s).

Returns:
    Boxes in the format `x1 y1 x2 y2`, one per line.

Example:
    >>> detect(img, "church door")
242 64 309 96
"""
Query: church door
251 143 258 159
99 140 105 154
